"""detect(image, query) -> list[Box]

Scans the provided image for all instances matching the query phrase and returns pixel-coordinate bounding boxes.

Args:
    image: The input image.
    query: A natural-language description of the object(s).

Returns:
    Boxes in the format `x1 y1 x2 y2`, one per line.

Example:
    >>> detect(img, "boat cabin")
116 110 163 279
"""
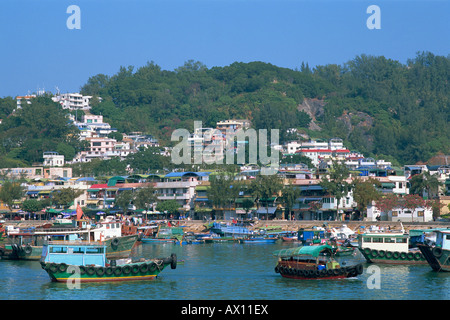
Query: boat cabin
91 221 122 241
358 233 409 253
298 228 325 245
435 230 450 251
41 241 107 267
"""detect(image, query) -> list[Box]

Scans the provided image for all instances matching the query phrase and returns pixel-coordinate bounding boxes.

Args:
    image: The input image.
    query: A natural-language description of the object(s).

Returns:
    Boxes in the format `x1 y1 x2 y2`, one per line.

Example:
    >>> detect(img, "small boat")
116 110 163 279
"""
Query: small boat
418 229 450 272
240 234 278 244
273 245 363 280
141 225 185 244
357 232 426 264
298 228 326 245
281 231 298 242
240 237 278 244
0 219 138 261
40 240 177 282
210 222 254 238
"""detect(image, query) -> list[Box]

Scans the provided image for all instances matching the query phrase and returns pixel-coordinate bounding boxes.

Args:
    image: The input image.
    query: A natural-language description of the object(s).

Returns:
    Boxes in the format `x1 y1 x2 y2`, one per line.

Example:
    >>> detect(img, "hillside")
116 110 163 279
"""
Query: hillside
0 52 448 167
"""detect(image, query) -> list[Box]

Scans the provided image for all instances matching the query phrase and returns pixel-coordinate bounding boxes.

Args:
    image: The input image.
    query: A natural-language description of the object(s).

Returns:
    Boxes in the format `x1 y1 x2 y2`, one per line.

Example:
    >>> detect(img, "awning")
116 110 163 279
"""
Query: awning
381 183 396 188
26 191 40 195
299 185 323 191
87 189 100 192
256 207 277 214
235 197 256 203
273 245 333 258
38 190 52 195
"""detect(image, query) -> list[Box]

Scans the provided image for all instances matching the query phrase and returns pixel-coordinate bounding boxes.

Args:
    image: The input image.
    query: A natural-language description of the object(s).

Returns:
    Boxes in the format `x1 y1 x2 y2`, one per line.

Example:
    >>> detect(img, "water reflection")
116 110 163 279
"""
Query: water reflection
0 242 448 300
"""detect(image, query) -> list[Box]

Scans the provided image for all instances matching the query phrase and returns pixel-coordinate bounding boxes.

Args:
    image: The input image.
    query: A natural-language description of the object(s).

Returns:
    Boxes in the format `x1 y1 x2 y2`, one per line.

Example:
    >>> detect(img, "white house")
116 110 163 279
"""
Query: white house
366 203 433 222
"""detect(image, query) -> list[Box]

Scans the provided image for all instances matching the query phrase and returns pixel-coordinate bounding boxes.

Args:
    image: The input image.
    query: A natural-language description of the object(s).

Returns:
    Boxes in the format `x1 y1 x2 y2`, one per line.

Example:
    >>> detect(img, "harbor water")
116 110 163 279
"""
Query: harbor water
1 241 449 300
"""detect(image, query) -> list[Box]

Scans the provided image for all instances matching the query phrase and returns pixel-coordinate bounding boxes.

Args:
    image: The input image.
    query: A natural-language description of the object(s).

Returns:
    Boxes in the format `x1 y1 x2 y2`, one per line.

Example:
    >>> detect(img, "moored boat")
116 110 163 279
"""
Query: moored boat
40 240 177 282
357 232 426 264
273 245 363 280
240 236 278 244
0 219 138 261
418 229 450 272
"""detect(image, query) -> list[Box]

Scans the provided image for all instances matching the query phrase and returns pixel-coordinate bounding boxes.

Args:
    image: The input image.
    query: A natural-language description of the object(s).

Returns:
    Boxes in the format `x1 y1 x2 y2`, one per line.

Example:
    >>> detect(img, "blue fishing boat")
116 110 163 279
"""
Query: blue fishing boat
240 234 279 244
210 222 254 237
40 240 177 282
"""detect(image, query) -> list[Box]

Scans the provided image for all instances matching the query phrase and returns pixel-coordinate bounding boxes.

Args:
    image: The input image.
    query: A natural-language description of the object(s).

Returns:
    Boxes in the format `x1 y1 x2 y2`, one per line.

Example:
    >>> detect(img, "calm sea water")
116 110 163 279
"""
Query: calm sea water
1 241 449 301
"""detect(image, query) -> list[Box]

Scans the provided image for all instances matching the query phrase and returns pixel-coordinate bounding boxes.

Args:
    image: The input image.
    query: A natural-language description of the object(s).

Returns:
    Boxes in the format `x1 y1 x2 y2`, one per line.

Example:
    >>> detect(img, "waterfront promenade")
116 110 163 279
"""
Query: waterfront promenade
5 219 449 233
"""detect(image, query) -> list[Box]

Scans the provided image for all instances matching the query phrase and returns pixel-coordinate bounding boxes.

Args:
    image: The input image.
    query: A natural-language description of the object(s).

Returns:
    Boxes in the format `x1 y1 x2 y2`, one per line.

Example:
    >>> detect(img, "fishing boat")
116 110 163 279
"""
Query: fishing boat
40 240 177 282
297 228 326 245
418 229 450 272
281 231 299 242
357 232 426 264
140 225 185 244
240 237 278 244
273 245 363 280
210 222 254 238
0 219 138 261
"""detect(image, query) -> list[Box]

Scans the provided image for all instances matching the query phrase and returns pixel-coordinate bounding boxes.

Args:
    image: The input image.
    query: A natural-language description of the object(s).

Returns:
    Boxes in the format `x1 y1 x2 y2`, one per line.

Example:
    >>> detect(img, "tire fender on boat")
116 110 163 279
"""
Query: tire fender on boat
432 247 443 258
111 237 120 249
24 245 32 254
113 266 122 276
96 267 106 276
356 264 363 275
170 253 177 269
58 263 68 272
140 264 149 273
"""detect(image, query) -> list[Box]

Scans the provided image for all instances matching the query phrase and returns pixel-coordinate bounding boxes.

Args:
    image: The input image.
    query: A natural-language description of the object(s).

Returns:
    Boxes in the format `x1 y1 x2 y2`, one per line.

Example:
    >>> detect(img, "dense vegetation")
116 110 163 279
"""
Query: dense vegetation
0 52 448 169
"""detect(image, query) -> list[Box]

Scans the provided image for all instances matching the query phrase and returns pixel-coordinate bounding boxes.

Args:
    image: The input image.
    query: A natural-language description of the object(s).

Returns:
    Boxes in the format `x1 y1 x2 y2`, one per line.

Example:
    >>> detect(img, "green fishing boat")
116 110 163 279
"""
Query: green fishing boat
418 229 450 272
357 232 426 264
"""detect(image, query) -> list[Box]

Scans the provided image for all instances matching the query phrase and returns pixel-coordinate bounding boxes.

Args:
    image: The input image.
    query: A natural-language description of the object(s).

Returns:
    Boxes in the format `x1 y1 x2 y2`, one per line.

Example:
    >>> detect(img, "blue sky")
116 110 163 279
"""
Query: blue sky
0 0 448 98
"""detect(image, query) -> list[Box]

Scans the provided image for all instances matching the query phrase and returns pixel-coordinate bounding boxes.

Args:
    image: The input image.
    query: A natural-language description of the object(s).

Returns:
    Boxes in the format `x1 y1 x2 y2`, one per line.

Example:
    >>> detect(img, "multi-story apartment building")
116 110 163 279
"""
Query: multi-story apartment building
52 93 93 110
43 152 65 167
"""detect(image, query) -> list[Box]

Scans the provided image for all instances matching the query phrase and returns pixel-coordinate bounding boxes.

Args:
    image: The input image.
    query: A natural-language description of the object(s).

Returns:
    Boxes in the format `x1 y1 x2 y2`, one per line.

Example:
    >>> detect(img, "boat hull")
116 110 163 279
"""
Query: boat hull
240 238 278 244
275 261 363 280
418 244 450 272
40 255 176 282
358 247 427 265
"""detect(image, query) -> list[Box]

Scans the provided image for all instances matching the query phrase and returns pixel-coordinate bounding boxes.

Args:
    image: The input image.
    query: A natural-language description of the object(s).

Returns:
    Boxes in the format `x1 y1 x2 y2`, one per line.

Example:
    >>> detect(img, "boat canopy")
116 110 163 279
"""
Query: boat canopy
272 245 333 258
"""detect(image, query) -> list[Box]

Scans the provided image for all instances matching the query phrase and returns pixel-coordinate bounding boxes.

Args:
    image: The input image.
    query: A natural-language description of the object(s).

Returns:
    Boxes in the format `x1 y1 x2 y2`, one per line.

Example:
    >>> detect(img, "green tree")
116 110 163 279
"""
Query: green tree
320 161 351 221
51 188 84 208
134 185 157 211
156 200 181 216
208 171 235 217
0 179 25 213
409 171 443 199
21 199 43 214
279 184 301 220
250 174 283 220
115 190 134 213
352 178 382 219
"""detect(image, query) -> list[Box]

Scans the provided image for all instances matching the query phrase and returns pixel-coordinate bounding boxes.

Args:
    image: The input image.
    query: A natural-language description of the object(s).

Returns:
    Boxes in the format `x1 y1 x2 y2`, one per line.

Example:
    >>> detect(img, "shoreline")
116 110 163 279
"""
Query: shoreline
4 219 449 234
179 219 450 233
